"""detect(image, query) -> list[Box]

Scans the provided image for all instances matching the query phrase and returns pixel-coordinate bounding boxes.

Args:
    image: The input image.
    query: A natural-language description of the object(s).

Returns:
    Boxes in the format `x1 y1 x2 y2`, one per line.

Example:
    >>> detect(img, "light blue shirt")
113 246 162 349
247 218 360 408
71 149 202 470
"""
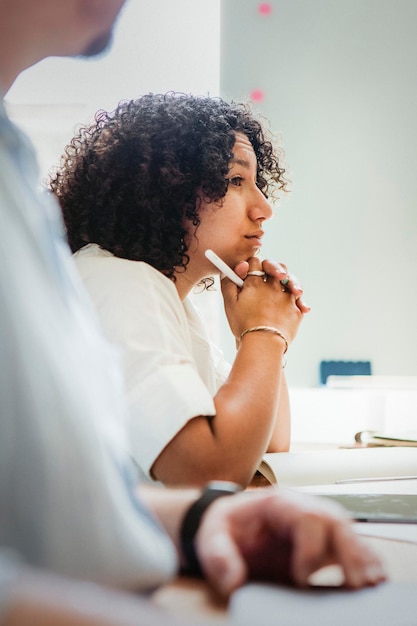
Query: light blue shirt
0 98 177 587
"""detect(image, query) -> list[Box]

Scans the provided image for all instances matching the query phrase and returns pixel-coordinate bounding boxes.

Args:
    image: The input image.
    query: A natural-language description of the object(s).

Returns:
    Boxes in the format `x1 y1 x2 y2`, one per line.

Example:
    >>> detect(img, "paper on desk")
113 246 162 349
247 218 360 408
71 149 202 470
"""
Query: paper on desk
230 582 417 626
258 447 417 487
296 479 417 496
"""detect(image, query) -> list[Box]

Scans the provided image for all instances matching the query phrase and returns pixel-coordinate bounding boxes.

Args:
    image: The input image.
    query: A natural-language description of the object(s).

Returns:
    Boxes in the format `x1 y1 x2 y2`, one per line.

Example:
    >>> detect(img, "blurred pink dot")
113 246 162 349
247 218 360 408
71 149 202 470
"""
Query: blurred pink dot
258 3 272 15
250 89 265 102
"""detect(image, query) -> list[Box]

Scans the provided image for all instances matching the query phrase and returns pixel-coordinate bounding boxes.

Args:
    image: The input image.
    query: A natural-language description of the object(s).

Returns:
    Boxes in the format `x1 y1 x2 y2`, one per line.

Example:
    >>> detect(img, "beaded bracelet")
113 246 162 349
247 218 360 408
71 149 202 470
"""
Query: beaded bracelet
240 325 288 354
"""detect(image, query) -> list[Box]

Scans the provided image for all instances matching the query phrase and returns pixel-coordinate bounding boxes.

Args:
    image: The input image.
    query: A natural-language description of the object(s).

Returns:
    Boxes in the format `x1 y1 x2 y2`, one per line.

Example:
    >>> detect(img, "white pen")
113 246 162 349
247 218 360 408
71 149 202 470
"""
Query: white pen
335 475 417 484
204 249 244 288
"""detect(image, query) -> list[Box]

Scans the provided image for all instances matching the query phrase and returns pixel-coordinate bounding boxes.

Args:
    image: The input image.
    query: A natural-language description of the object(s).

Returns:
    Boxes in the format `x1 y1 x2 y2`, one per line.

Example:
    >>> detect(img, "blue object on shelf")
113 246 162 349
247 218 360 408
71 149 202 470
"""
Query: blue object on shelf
319 360 372 385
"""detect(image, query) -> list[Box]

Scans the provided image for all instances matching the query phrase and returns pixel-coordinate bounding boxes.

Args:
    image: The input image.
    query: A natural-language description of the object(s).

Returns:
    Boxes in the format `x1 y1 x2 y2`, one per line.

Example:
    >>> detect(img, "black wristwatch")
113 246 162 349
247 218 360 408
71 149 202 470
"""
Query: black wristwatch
180 481 242 577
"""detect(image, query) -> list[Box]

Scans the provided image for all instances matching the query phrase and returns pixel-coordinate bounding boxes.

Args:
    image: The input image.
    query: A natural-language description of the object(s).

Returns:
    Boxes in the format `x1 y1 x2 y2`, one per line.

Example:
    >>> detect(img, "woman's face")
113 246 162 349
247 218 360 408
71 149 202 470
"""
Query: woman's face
188 132 273 272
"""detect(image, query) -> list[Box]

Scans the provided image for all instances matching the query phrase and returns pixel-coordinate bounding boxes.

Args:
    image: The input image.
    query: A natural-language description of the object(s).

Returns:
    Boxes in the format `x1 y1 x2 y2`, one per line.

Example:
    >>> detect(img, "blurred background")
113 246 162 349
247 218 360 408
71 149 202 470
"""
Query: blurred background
7 0 417 389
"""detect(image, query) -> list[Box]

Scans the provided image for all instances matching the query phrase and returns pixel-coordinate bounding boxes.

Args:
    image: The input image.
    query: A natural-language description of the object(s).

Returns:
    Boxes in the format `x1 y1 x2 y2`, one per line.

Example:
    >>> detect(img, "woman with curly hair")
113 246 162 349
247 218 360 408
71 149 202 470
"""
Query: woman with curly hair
50 92 310 488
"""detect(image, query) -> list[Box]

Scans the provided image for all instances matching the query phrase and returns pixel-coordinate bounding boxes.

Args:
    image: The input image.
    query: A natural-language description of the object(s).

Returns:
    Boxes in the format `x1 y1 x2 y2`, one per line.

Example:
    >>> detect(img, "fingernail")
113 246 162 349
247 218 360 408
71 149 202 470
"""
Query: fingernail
366 564 387 582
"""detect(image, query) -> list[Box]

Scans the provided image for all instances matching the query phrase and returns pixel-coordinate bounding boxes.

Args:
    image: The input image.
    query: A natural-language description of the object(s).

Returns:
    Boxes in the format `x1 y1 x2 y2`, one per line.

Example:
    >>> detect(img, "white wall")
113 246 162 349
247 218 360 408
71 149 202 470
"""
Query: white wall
6 0 221 174
221 0 417 386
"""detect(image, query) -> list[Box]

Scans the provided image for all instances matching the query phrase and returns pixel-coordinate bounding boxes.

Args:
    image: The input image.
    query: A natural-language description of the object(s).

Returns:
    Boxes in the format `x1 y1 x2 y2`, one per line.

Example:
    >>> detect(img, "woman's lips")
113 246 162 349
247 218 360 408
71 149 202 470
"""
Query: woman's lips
245 232 263 247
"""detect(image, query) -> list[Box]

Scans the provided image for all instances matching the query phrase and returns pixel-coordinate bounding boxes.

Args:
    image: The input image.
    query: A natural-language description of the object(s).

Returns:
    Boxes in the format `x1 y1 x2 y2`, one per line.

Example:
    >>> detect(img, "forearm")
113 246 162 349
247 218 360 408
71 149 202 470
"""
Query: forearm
212 331 287 462
138 485 199 567
151 333 288 487
217 332 286 429
266 372 291 452
4 567 177 626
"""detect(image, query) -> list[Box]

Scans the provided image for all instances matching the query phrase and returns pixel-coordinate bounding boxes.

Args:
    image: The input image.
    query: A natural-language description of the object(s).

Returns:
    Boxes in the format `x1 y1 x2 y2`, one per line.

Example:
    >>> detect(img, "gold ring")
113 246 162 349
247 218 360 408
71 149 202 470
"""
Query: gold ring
247 270 266 277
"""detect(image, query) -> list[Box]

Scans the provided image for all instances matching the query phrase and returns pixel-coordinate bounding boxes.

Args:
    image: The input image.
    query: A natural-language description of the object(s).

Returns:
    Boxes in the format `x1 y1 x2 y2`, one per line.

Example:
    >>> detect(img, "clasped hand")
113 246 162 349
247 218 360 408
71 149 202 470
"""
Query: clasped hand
221 257 310 345
235 257 311 314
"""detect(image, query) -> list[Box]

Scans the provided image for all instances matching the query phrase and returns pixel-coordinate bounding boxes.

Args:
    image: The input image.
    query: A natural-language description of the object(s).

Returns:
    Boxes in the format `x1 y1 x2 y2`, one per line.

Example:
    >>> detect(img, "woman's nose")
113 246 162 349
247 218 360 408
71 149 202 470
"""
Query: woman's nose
249 187 273 222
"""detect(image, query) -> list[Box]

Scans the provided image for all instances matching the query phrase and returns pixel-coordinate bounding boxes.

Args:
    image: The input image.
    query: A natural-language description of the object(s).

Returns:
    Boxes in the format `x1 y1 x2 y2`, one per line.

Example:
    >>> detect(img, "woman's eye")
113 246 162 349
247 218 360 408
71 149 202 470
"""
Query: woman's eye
228 176 243 187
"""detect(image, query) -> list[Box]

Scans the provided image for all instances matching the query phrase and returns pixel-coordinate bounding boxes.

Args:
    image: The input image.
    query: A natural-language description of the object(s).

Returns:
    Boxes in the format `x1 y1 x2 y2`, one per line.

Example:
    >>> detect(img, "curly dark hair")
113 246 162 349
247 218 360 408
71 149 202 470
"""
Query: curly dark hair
49 92 287 279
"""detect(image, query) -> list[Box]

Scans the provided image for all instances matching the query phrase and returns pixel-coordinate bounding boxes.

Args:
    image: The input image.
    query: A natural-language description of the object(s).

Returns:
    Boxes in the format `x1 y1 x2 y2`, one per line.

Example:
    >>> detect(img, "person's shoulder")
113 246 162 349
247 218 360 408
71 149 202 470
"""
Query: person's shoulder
74 244 175 291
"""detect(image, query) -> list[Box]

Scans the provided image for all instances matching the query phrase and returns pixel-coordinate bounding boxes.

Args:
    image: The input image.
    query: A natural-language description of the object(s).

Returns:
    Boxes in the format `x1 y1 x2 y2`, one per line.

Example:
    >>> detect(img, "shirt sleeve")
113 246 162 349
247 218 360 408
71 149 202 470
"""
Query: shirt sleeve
0 114 177 588
75 252 217 479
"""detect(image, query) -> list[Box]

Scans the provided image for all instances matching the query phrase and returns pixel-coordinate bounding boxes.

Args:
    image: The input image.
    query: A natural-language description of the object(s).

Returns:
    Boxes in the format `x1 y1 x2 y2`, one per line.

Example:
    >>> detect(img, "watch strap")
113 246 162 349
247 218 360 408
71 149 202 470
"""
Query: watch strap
180 481 242 577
